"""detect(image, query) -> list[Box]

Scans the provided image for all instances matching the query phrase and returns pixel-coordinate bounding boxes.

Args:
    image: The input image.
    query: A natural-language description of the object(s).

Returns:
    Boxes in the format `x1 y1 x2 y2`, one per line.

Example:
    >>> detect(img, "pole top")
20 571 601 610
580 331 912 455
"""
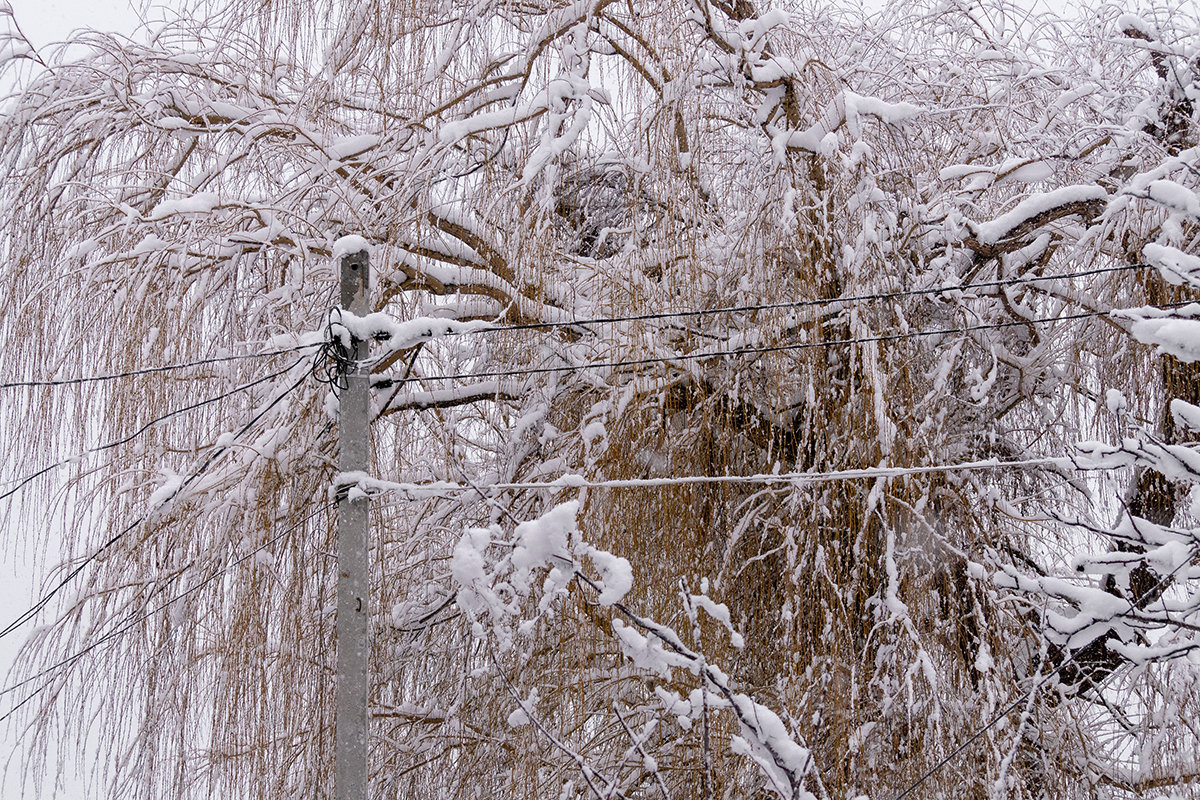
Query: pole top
332 235 372 261
335 235 371 315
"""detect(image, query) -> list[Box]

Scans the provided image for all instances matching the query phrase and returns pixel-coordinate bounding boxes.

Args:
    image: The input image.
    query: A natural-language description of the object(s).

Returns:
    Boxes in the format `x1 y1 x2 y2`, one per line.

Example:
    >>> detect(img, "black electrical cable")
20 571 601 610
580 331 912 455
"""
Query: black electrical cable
460 263 1157 336
0 343 321 390
373 305 1184 389
0 357 313 641
0 504 328 722
0 358 307 506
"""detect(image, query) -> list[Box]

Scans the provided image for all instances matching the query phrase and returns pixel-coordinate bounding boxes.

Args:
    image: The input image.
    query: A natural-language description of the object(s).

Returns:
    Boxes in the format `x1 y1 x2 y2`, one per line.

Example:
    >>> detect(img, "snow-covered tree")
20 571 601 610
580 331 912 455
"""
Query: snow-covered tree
1 0 1198 798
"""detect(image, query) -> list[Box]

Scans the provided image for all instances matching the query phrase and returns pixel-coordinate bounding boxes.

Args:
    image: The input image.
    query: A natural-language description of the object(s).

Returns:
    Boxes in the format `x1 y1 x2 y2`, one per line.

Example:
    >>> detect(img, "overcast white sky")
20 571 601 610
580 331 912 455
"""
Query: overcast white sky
8 0 145 48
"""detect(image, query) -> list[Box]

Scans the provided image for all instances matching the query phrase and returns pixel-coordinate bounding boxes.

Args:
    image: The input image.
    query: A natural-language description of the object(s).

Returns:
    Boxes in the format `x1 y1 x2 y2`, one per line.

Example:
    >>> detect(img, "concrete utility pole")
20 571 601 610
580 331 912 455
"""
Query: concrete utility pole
337 244 370 800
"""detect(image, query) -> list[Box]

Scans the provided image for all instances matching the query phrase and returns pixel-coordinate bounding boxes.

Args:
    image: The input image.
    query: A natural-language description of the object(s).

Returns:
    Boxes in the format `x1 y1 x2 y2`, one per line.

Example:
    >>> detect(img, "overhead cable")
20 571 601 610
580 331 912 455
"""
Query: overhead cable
345 455 1080 498
373 306 1159 388
0 343 321 390
0 359 313 641
473 263 1154 335
0 505 326 722
0 358 307 506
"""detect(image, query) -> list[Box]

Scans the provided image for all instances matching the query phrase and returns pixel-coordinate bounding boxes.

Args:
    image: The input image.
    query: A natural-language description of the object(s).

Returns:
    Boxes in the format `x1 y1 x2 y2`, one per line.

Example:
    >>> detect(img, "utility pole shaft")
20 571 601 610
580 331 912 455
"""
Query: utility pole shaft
337 244 370 800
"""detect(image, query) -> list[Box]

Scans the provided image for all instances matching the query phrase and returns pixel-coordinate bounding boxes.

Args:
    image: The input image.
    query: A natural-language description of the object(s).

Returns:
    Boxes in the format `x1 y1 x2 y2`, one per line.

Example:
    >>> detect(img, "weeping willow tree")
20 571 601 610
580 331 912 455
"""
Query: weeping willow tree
1 0 1199 797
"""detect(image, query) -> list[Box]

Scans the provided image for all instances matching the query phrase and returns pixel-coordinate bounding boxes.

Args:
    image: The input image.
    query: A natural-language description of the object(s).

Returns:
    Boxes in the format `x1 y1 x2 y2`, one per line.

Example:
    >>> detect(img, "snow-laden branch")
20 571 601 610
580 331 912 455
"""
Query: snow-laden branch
447 500 818 800
965 186 1109 254
325 309 490 357
767 91 921 160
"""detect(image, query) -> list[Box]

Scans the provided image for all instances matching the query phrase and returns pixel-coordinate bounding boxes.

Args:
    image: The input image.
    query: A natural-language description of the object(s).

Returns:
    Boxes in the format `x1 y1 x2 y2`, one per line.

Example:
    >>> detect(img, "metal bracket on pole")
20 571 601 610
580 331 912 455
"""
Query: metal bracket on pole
337 245 370 800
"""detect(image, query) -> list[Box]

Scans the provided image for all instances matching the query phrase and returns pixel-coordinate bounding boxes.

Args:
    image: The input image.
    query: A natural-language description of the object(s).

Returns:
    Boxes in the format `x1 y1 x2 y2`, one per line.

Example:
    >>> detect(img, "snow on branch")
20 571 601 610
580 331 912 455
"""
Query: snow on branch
1129 316 1200 364
325 309 490 357
966 185 1108 253
1145 243 1200 288
768 90 921 160
1004 391 1200 681
445 500 819 800
374 381 525 417
1075 436 1200 486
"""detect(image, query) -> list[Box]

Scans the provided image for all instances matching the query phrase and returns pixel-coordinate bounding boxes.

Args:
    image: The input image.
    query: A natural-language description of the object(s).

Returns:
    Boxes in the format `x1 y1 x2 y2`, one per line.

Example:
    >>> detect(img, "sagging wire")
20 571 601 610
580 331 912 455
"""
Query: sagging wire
473 263 1157 336
0 503 329 723
0 355 316 641
369 305 1188 390
0 343 321 390
0 357 308 506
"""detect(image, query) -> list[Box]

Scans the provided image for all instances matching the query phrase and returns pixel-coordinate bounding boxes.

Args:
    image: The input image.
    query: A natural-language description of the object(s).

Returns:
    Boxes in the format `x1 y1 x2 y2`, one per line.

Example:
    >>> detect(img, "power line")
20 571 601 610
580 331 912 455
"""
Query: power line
0 360 304 505
0 264 1161 393
349 455 1080 498
373 306 1154 389
0 342 321 390
0 265 1166 392
0 359 313 641
0 504 327 722
468 263 1154 335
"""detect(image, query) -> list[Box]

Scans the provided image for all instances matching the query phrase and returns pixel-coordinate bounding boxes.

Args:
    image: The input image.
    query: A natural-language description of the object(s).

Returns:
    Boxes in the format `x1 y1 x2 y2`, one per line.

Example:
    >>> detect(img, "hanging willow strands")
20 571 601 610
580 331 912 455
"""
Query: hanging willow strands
0 1 1198 798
